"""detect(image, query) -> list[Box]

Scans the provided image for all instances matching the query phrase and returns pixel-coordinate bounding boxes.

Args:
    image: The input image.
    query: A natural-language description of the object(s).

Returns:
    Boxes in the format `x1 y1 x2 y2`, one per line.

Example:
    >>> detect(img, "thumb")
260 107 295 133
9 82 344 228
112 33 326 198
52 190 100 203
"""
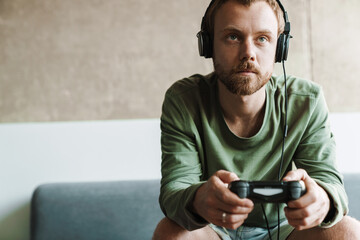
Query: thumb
215 170 240 184
283 169 315 189
283 169 308 181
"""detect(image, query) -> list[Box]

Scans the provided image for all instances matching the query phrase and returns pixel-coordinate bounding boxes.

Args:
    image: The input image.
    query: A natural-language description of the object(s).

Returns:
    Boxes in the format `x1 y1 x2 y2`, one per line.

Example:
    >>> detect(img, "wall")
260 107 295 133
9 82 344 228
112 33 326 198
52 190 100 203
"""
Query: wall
1 0 359 123
0 0 212 122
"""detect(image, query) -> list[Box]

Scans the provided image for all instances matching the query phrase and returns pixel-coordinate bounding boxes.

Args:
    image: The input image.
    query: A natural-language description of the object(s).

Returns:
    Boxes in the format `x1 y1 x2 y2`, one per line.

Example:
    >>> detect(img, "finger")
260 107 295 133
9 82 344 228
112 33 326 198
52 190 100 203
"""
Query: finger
286 213 322 230
284 204 320 221
214 170 240 184
219 201 254 215
283 169 316 190
287 188 315 208
283 168 308 181
214 187 254 208
203 185 254 214
211 174 254 208
285 203 325 230
211 210 249 229
287 180 318 209
283 169 318 208
203 190 253 226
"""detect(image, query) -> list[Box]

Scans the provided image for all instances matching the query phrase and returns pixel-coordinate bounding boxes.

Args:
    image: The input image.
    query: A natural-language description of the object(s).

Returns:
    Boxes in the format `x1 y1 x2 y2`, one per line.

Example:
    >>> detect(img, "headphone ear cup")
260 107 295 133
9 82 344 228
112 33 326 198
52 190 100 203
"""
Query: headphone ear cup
197 31 212 58
275 33 290 62
282 35 290 61
275 34 285 63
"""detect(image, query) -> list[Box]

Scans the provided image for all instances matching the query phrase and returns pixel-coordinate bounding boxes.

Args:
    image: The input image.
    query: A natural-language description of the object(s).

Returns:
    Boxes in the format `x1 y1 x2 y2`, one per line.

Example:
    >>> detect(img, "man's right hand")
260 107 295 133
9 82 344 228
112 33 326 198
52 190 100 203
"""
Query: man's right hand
192 170 254 229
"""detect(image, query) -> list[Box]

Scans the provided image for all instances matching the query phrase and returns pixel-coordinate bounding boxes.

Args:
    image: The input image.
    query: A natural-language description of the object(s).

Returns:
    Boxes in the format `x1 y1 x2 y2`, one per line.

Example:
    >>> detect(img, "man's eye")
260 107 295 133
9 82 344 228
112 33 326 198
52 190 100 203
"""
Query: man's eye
258 36 268 43
228 34 238 41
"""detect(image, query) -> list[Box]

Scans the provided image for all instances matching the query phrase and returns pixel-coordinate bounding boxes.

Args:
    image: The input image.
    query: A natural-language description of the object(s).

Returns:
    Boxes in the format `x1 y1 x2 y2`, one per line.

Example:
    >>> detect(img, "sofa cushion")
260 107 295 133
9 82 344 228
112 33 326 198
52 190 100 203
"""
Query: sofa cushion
31 179 164 240
31 174 360 240
343 173 360 220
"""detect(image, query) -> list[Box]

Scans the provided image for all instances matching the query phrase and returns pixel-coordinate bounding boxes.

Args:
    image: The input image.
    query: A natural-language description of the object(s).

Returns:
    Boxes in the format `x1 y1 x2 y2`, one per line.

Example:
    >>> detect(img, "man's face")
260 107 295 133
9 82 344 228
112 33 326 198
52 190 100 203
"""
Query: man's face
213 0 279 96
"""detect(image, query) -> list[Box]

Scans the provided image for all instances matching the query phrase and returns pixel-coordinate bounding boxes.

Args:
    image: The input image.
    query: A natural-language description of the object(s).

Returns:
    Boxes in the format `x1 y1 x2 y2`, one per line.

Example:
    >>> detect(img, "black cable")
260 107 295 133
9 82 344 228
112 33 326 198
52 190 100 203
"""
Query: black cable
261 204 272 240
278 60 288 181
276 59 289 240
277 204 280 240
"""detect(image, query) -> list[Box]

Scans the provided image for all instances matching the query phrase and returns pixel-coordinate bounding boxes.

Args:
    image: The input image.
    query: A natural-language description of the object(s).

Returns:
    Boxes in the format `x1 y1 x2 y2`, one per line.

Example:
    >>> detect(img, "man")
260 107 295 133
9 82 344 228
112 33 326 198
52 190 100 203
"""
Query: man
153 0 360 239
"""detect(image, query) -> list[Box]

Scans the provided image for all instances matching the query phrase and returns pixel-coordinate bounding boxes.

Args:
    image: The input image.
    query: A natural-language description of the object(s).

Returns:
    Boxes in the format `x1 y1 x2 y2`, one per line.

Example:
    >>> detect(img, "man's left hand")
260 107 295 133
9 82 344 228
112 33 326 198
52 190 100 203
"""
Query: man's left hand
283 169 331 230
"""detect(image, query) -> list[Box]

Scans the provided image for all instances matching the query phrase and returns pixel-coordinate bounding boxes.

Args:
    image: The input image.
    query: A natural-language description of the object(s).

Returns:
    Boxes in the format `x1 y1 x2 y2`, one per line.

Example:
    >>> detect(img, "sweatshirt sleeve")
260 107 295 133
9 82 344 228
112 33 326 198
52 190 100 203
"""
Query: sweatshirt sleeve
293 88 349 227
159 89 207 230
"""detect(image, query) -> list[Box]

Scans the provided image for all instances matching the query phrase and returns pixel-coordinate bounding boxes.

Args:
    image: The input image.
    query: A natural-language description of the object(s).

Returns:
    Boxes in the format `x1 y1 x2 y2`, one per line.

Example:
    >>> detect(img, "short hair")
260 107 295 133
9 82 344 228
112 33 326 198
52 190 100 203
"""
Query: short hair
203 0 285 38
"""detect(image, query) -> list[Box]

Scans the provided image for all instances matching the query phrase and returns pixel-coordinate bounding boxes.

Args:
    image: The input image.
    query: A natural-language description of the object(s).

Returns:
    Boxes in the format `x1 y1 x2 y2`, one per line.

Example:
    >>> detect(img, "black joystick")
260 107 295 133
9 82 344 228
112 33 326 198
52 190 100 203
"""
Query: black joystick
228 180 306 203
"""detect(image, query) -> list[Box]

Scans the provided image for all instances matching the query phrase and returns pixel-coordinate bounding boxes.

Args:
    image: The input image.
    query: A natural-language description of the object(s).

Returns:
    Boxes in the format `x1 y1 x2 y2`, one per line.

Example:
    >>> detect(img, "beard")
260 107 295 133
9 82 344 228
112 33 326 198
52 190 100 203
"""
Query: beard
214 60 271 96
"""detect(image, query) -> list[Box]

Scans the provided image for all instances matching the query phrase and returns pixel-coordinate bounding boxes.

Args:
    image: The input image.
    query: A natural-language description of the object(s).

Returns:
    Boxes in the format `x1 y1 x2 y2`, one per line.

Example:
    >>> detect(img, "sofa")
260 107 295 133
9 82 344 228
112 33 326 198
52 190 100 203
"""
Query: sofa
30 174 360 240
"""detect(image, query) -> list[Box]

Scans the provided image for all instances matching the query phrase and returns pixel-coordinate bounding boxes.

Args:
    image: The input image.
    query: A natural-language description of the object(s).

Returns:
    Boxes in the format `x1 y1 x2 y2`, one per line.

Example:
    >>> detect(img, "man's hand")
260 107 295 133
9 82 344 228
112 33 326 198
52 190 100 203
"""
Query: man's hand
283 169 331 230
192 170 254 229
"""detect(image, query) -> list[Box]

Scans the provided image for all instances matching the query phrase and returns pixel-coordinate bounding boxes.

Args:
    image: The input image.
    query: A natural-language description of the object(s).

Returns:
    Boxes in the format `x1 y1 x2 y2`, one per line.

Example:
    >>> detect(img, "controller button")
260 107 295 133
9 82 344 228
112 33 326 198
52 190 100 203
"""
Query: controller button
253 188 283 196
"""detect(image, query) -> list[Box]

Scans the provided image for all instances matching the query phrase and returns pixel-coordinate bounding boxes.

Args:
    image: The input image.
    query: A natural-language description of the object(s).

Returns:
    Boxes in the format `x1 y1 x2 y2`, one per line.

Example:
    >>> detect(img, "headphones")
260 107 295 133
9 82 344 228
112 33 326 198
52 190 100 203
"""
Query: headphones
197 0 291 63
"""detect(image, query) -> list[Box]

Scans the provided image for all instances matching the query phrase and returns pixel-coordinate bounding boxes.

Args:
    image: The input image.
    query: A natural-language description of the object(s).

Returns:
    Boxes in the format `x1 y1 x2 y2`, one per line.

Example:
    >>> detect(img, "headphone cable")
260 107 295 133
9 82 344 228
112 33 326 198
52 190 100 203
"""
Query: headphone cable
276 58 289 240
261 204 273 240
278 59 289 180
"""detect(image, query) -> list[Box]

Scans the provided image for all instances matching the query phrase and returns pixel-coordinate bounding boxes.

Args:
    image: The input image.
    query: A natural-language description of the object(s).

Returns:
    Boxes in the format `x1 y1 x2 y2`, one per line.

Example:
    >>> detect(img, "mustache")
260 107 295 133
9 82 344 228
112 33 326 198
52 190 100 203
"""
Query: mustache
232 61 259 74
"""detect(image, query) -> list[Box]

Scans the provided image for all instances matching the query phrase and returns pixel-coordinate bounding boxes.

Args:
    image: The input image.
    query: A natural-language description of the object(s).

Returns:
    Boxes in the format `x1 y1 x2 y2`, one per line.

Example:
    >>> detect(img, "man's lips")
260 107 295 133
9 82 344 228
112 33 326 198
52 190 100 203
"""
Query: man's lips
234 61 259 74
236 70 257 74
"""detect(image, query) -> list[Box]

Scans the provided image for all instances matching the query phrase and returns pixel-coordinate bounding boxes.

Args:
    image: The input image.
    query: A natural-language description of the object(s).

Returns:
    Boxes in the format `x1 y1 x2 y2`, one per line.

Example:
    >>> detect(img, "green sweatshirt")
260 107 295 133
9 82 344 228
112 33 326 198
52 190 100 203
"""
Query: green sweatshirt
159 73 348 230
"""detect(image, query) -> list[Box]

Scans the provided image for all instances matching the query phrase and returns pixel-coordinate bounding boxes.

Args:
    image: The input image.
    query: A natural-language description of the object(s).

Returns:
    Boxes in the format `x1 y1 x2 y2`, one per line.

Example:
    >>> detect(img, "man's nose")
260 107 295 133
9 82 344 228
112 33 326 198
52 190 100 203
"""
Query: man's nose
239 39 256 61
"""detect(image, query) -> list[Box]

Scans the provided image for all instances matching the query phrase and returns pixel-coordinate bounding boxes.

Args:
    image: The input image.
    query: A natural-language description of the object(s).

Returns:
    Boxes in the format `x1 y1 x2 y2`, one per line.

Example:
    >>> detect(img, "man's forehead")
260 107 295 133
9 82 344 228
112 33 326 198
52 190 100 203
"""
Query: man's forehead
214 1 278 34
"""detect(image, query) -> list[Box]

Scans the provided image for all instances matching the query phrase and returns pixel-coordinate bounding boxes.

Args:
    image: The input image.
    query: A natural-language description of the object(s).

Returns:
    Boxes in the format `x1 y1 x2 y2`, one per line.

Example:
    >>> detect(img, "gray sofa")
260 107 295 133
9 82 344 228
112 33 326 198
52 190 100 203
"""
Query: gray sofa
30 174 360 240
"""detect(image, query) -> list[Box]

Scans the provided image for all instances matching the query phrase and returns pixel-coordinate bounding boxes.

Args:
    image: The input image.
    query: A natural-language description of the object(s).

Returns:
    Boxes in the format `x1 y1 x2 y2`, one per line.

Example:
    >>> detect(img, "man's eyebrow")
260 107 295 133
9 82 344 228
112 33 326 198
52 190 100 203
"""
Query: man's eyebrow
256 30 276 36
221 26 243 33
221 26 276 36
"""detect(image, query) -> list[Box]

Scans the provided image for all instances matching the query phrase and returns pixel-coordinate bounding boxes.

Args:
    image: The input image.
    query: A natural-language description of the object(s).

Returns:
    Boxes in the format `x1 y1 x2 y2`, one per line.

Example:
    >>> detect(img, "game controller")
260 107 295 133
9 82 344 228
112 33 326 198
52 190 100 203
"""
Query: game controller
228 180 306 203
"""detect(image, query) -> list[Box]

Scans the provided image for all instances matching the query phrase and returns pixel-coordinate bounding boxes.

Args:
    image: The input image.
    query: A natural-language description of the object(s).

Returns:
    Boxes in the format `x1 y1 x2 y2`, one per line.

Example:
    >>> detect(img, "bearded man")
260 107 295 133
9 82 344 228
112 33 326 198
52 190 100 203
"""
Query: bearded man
153 0 360 239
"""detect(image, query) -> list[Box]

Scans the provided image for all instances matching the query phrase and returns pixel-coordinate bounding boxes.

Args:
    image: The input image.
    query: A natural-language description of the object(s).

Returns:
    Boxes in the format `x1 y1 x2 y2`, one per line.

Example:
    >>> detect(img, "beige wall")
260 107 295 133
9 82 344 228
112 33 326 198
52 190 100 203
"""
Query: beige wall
1 0 359 123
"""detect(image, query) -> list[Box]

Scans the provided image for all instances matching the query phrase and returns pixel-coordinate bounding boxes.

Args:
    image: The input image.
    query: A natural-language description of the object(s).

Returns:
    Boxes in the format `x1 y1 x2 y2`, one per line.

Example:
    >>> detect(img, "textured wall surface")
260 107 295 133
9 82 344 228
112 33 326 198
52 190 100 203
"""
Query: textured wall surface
0 0 359 123
310 0 360 111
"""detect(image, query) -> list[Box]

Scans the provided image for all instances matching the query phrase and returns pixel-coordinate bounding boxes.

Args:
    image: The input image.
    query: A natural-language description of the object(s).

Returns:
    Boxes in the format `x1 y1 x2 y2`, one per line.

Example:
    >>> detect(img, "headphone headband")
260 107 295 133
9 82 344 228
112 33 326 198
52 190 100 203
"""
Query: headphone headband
275 0 291 34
